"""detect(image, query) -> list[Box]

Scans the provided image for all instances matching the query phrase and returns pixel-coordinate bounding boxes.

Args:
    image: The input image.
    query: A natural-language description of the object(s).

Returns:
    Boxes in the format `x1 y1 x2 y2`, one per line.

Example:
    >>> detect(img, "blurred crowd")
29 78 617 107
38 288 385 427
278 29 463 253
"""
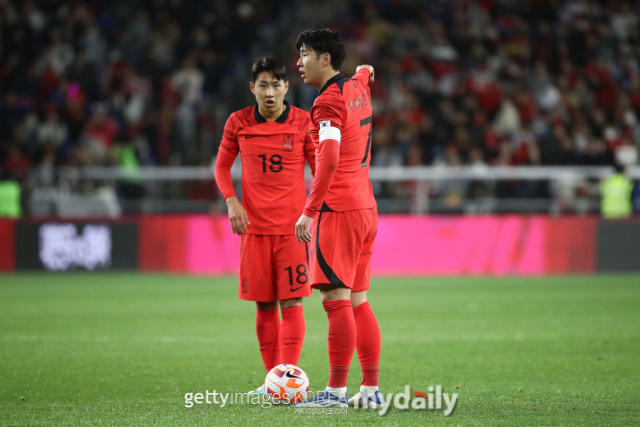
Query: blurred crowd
1 0 639 208
329 0 640 170
0 0 288 186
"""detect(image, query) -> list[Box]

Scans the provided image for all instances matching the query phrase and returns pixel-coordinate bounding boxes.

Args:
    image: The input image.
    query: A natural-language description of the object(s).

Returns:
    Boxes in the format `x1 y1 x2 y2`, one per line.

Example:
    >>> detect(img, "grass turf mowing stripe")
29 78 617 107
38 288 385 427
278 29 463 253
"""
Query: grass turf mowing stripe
0 274 639 425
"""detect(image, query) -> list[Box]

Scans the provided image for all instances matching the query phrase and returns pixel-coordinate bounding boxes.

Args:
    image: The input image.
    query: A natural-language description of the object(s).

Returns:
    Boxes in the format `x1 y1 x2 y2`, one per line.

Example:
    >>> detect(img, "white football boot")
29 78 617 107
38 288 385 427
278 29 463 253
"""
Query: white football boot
248 384 266 395
348 386 383 409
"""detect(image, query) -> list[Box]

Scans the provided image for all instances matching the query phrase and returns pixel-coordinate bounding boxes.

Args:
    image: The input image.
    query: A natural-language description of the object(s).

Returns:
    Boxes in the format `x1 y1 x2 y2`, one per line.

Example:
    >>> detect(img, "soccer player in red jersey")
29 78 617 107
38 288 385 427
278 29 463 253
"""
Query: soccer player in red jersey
292 28 382 408
214 57 316 394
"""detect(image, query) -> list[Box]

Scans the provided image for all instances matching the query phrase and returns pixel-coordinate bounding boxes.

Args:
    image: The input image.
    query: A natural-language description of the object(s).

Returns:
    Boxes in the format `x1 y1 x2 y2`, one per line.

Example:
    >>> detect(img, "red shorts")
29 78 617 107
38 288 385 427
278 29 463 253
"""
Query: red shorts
239 234 313 302
310 207 378 292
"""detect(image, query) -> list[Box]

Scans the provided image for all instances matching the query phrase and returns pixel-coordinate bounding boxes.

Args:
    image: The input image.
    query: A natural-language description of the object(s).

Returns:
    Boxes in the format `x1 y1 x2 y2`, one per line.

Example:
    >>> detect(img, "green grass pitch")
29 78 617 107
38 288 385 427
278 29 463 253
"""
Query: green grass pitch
1 274 639 426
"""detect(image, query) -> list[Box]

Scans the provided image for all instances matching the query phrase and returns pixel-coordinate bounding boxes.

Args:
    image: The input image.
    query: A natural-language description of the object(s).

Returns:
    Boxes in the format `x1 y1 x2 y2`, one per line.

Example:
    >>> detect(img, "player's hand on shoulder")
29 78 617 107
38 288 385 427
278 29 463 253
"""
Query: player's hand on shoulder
356 64 375 83
226 196 251 235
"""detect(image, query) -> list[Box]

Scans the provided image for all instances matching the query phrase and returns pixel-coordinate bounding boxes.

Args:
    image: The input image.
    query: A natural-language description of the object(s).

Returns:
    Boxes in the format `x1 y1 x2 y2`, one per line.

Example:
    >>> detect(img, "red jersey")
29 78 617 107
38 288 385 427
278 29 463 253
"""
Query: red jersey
303 68 376 217
215 101 316 235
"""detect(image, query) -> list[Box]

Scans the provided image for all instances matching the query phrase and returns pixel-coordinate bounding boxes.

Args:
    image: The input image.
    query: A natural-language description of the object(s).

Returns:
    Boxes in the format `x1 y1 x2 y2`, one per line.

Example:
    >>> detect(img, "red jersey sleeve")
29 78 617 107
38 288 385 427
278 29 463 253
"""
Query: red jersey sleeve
214 113 240 201
303 97 345 218
304 133 316 176
302 139 339 218
352 67 371 87
312 97 344 130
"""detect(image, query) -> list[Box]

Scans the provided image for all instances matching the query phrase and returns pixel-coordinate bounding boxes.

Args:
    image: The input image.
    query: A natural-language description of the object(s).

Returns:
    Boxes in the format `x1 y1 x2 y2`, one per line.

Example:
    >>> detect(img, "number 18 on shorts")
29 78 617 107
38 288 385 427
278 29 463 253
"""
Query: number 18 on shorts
238 234 313 302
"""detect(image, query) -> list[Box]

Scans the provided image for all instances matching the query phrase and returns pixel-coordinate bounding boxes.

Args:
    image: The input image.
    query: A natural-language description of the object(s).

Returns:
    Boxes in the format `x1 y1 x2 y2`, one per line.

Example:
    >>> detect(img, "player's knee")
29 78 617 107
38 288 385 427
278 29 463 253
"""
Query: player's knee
319 284 351 303
279 298 303 309
256 301 278 311
351 290 367 308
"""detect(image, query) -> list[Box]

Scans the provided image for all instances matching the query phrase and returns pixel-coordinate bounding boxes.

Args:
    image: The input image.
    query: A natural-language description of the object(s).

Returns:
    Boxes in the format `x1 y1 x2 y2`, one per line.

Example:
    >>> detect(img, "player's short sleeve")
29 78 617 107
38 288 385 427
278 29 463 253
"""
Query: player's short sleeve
219 113 240 156
312 95 345 130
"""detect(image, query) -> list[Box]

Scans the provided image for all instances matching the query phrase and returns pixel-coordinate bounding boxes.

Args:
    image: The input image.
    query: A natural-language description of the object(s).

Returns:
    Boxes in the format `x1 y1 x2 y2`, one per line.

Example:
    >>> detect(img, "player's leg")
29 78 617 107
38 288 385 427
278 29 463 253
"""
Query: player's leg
352 291 380 388
321 284 356 396
239 235 280 375
349 290 382 408
257 301 279 310
350 290 367 307
274 235 312 366
279 298 302 308
296 284 355 407
278 297 305 365
256 299 281 372
349 207 382 408
295 211 361 408
253 299 280 394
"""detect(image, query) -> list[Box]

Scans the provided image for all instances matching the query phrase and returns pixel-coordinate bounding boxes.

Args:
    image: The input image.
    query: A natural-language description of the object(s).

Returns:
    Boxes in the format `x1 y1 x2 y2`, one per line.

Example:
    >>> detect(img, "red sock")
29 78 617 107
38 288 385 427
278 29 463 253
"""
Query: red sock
323 300 356 388
280 306 305 365
256 308 281 372
353 302 381 386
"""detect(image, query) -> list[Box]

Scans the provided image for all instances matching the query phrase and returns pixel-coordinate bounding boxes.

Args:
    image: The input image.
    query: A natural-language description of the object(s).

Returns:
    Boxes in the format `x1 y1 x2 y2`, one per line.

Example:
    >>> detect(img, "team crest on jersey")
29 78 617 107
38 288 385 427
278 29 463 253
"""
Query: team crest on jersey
283 134 294 151
319 120 331 128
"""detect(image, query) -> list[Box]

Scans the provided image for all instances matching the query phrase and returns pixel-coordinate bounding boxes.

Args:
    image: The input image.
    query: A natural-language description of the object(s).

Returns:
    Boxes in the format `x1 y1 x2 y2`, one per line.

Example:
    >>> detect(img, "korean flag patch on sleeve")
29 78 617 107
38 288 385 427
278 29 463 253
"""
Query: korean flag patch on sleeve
318 120 341 144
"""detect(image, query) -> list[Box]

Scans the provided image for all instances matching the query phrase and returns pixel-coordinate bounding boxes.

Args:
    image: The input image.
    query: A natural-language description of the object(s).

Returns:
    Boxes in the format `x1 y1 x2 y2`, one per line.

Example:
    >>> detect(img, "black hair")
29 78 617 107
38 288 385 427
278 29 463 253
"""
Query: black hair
296 27 346 71
251 57 287 82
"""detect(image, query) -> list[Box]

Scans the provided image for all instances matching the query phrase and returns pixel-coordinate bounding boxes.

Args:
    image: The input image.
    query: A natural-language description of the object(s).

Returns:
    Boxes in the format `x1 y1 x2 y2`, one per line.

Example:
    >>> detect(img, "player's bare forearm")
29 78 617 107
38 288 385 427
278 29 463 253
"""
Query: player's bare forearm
226 196 250 235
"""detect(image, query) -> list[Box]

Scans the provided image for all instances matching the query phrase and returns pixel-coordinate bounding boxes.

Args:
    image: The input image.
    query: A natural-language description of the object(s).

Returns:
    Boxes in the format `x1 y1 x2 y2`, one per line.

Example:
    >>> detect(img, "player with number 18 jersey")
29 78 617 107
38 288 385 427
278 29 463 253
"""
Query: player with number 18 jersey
214 58 316 386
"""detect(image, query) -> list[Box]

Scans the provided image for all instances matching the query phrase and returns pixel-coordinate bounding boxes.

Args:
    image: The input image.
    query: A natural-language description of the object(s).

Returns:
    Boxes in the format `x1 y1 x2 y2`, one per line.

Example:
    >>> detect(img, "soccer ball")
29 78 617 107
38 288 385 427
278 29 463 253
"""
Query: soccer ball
264 364 310 404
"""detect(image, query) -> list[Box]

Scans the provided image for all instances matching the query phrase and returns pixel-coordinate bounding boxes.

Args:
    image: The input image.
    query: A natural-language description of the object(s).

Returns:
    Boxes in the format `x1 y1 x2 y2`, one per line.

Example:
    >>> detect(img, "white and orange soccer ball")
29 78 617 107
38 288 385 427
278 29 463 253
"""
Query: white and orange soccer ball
264 364 310 404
